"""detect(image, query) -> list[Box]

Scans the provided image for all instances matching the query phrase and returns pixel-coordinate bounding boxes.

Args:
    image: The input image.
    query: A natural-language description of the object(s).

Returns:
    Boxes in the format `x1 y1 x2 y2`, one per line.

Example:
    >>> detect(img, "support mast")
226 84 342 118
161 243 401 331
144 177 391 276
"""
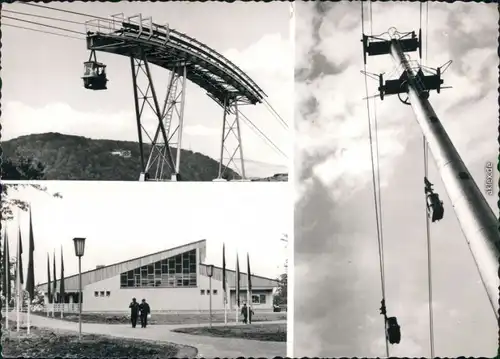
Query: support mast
363 28 500 318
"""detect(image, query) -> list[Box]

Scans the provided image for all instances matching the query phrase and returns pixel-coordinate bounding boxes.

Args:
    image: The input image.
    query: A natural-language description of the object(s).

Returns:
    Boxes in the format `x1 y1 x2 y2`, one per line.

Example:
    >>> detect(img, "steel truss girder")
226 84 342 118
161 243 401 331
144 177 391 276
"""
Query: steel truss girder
218 96 246 180
131 53 187 181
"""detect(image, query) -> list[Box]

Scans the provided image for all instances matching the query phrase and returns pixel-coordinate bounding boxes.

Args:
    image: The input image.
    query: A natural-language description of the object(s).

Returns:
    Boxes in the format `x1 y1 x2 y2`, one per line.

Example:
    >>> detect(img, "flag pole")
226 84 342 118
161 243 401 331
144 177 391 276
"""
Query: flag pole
16 255 20 332
5 285 9 329
5 300 8 330
226 282 230 324
246 253 249 324
224 279 227 325
52 250 56 318
246 280 250 324
235 252 239 324
60 245 64 319
4 230 10 330
246 253 251 324
222 243 227 325
27 293 31 334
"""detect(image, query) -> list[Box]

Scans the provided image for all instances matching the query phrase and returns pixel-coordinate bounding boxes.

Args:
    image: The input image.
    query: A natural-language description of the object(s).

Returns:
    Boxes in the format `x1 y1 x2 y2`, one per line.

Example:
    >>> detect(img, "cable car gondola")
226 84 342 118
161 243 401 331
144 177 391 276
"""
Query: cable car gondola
424 177 444 222
380 300 401 345
385 316 401 344
426 192 444 222
82 50 108 91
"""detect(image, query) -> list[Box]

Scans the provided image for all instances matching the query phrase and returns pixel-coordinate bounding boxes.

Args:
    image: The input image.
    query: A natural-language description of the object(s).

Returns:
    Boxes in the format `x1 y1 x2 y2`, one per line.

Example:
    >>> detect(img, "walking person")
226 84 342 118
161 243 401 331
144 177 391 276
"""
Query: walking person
129 298 140 328
241 303 251 324
139 298 151 328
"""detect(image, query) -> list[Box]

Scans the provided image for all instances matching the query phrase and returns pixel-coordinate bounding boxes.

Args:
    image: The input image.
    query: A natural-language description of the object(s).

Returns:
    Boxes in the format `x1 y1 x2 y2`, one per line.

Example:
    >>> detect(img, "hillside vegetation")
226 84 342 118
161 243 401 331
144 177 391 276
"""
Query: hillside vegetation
1 133 239 181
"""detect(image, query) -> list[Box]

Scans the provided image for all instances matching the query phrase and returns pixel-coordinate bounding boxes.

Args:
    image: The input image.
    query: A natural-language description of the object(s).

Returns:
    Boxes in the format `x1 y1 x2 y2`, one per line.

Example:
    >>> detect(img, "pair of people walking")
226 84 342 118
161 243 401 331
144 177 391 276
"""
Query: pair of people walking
241 303 254 324
129 298 151 328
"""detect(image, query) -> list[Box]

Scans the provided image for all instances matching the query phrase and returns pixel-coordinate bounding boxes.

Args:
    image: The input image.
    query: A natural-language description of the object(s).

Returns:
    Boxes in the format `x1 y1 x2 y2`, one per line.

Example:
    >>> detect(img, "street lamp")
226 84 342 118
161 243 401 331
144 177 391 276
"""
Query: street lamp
73 237 86 341
206 264 214 328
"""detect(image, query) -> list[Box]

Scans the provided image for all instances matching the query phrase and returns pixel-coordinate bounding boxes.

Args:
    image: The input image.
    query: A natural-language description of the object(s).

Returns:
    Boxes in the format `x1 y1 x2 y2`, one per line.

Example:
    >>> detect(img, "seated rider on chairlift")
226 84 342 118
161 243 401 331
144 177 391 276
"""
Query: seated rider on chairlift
424 177 444 222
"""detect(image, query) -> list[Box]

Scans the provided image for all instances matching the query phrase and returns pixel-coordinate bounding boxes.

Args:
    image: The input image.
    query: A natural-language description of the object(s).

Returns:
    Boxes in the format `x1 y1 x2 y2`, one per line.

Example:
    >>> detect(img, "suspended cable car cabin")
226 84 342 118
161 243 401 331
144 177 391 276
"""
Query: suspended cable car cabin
424 177 444 222
426 192 444 222
82 61 108 90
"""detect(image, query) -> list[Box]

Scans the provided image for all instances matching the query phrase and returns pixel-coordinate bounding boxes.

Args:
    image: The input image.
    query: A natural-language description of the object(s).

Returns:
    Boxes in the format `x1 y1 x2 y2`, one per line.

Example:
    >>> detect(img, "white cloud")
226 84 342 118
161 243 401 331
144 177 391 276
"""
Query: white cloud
183 124 219 137
223 32 292 168
3 101 138 141
295 2 496 198
294 2 497 357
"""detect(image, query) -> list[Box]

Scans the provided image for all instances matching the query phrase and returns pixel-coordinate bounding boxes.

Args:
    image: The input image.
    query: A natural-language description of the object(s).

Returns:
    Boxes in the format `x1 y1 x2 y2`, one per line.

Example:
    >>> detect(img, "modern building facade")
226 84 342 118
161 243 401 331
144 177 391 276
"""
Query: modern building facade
37 239 278 312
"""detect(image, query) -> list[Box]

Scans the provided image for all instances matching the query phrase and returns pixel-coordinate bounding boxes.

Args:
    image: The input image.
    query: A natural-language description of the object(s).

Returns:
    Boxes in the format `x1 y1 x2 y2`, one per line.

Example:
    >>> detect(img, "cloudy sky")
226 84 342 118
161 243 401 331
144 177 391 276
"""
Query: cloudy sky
294 2 498 357
3 182 290 285
2 2 291 177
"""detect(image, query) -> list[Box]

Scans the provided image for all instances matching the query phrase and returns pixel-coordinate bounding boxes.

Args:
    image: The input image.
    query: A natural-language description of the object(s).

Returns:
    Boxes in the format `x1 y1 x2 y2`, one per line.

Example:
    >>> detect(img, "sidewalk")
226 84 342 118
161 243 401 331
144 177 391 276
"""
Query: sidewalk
14 312 286 358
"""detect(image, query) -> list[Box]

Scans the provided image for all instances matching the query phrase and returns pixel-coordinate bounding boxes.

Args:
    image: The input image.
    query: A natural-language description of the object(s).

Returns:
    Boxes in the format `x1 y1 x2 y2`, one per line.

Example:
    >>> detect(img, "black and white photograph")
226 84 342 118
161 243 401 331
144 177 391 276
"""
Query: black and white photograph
2 2 291 181
1 182 289 358
294 2 498 357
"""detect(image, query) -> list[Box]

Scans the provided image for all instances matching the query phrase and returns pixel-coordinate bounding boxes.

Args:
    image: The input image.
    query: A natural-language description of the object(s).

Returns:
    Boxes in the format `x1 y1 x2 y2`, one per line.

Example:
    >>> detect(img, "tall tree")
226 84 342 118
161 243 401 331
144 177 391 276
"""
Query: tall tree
3 231 11 306
2 183 62 222
26 208 36 300
274 273 288 306
2 156 45 181
47 253 52 304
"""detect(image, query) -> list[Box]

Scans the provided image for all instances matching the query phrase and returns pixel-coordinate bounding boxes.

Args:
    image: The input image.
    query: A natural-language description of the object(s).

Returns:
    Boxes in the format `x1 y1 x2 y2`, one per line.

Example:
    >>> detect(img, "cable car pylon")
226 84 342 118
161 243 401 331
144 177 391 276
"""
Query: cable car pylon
362 27 500 319
81 13 269 181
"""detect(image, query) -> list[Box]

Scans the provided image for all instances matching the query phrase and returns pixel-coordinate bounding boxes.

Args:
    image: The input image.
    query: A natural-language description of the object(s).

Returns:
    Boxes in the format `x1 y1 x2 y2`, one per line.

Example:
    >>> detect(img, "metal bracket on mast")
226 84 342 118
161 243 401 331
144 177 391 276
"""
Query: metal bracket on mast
362 28 452 104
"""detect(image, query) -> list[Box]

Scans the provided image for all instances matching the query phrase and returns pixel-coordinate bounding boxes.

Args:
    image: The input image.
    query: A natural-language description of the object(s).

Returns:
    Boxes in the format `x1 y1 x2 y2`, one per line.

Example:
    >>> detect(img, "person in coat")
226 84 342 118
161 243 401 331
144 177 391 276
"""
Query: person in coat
139 298 151 328
129 297 140 328
241 303 254 324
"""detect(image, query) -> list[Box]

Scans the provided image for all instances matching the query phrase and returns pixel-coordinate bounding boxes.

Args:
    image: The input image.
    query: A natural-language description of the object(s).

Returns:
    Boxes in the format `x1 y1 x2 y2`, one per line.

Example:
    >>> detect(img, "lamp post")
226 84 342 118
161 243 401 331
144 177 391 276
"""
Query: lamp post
73 237 86 341
206 264 214 328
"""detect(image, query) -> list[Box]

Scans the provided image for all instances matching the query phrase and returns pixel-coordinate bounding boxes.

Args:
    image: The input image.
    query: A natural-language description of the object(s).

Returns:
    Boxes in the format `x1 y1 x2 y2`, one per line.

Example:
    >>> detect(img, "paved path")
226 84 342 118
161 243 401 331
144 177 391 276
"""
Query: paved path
15 313 286 358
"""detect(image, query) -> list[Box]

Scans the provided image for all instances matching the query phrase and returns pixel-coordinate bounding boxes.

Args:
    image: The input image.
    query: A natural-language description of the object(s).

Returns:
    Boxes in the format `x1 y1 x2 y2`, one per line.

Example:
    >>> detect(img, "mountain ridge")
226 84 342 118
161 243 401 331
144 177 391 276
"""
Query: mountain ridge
2 133 287 182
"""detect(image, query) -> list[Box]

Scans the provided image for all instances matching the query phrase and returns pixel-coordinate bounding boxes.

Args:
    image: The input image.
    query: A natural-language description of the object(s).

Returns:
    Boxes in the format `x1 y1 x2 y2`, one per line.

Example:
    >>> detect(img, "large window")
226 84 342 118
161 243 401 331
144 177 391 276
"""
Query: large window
120 249 197 288
252 294 266 304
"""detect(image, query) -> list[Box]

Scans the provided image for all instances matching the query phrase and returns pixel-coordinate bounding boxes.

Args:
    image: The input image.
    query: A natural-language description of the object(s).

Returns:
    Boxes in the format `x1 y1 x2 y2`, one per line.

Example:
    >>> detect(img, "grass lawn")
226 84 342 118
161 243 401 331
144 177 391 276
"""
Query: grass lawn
1 320 193 358
32 311 286 325
173 323 287 342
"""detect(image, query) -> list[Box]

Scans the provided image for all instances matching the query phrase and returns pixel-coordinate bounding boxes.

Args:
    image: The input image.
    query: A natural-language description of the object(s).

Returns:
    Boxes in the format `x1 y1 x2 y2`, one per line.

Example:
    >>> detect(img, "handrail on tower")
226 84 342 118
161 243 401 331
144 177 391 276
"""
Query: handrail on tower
127 14 143 38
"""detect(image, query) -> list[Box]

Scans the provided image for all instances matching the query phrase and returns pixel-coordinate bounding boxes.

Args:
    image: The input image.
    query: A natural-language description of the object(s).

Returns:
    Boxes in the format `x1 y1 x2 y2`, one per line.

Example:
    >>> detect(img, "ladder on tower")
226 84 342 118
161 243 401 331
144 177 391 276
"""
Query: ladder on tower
162 70 180 138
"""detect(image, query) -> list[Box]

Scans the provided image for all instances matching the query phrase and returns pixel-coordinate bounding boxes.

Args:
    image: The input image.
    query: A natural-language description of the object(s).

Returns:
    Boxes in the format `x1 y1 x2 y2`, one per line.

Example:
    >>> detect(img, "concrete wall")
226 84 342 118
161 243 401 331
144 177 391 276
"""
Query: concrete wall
81 270 227 312
229 290 273 310
80 272 273 312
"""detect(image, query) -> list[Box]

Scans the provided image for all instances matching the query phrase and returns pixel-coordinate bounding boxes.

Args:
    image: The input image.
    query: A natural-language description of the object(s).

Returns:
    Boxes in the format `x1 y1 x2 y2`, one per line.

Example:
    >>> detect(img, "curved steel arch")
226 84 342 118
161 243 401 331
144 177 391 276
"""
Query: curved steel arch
84 14 267 181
